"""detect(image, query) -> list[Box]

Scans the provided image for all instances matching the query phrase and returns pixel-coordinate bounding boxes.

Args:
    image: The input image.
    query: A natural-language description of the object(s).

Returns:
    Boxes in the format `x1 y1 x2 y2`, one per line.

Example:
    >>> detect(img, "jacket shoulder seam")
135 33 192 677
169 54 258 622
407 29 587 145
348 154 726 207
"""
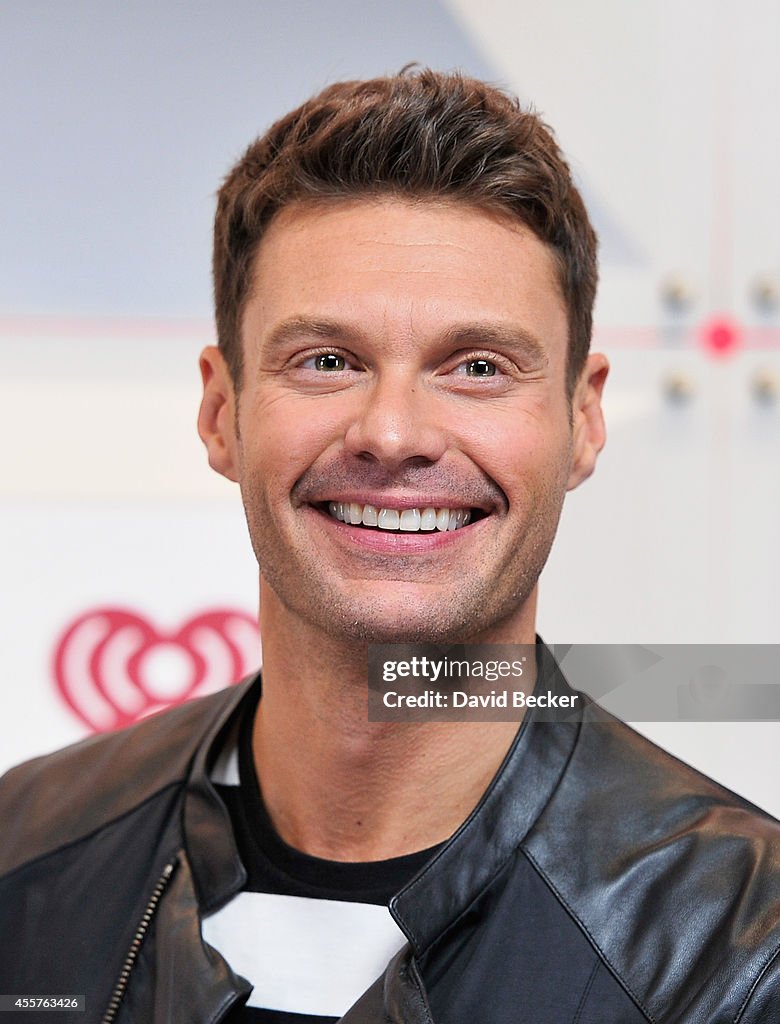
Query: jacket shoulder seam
520 845 655 1023
572 960 600 1024
735 937 780 1022
0 778 183 885
583 703 779 825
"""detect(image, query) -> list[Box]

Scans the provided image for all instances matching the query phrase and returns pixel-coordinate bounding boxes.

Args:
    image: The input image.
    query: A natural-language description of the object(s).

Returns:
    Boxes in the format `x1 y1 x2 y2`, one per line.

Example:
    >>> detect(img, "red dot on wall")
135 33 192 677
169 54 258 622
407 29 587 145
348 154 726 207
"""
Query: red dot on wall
700 317 740 357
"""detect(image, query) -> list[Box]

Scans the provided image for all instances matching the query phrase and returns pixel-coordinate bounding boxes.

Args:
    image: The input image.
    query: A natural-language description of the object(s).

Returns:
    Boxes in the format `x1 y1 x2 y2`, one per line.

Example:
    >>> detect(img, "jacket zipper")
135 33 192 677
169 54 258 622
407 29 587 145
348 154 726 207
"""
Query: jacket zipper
101 859 177 1024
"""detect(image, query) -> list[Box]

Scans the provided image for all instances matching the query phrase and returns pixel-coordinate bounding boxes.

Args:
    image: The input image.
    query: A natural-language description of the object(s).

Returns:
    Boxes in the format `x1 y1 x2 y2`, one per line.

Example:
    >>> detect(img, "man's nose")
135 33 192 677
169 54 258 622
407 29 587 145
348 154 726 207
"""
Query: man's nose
343 372 449 470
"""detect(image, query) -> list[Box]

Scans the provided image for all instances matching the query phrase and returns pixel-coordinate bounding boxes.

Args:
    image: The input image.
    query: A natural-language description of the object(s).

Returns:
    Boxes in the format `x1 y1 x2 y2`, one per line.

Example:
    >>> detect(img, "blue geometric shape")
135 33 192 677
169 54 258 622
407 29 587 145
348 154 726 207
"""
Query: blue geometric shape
0 0 640 319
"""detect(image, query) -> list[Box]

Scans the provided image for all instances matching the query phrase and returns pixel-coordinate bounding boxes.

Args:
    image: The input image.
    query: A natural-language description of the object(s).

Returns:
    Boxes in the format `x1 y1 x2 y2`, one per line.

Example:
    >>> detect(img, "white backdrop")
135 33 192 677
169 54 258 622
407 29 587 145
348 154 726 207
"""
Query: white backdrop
1 1 777 814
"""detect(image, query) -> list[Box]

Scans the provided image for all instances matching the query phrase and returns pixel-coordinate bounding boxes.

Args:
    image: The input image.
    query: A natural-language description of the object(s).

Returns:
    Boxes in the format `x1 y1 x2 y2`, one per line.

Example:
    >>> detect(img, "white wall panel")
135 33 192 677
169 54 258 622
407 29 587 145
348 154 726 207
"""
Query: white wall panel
446 0 780 813
1 1 778 814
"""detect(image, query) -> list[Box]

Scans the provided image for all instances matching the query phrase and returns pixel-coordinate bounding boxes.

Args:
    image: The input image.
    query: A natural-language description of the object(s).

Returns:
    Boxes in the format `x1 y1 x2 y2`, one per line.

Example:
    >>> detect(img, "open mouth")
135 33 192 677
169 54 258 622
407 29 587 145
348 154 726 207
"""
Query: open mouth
323 502 483 533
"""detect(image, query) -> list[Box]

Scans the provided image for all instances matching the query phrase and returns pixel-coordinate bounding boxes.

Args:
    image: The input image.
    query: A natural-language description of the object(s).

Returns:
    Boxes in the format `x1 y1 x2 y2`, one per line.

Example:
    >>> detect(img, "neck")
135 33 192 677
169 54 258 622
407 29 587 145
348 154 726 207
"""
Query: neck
251 584 538 861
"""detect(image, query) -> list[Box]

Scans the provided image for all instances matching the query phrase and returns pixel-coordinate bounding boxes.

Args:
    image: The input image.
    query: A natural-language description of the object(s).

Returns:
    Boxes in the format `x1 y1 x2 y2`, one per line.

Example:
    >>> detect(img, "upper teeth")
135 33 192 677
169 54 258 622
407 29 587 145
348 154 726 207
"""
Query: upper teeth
327 502 472 532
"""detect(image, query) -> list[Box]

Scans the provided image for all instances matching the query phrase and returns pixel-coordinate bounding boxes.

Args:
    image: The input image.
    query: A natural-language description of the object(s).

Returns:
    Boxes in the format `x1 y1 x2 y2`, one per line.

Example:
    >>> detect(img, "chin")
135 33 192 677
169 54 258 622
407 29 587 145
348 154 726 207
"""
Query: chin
321 600 505 646
340 620 451 645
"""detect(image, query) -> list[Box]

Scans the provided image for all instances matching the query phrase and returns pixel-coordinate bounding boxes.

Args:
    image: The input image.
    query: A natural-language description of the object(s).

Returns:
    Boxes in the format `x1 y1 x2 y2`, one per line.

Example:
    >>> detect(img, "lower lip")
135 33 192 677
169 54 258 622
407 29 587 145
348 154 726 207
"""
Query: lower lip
308 506 485 553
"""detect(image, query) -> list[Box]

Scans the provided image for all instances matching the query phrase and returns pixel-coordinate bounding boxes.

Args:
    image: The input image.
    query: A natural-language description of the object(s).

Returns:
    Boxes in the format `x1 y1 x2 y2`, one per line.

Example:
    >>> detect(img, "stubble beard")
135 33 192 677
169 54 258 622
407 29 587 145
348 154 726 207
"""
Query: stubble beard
239 476 568 647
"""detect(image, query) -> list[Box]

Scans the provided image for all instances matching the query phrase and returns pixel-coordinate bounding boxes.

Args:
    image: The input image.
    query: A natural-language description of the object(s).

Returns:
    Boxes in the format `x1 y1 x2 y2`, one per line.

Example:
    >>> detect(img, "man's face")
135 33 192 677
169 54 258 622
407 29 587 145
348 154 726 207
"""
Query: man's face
200 198 606 644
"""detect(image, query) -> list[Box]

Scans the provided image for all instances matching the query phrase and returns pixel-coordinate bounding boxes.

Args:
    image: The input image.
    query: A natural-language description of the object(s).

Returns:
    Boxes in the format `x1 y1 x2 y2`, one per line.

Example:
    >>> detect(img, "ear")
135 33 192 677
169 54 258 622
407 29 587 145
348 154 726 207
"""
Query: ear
567 352 609 491
197 346 240 482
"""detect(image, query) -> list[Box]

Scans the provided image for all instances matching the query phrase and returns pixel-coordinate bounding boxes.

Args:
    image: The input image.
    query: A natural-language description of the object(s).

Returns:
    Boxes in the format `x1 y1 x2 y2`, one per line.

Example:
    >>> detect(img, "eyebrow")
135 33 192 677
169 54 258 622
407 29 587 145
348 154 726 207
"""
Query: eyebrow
264 317 363 350
439 323 549 367
264 316 549 367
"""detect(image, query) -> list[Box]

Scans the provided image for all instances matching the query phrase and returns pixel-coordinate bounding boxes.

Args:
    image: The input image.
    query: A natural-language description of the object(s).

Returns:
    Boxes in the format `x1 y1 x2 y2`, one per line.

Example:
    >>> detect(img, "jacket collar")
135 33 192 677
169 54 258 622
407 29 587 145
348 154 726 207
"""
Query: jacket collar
390 641 582 956
183 644 582 944
183 674 261 913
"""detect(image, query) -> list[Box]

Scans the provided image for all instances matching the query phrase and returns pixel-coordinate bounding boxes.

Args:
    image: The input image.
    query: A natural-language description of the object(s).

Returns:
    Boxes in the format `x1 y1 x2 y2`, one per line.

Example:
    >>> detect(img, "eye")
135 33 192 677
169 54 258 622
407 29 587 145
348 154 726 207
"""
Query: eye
294 348 363 382
464 359 498 378
314 352 347 372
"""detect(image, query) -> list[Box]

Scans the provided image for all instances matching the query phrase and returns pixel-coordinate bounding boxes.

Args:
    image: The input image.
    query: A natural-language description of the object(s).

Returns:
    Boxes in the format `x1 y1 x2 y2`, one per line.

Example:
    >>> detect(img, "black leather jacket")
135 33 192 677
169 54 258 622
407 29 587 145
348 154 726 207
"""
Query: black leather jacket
1 652 779 1024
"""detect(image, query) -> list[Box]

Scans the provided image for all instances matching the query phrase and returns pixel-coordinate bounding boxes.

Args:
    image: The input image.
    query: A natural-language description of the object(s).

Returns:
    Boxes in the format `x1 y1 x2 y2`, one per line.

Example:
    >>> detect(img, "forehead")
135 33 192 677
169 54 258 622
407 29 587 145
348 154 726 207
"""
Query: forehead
242 197 567 361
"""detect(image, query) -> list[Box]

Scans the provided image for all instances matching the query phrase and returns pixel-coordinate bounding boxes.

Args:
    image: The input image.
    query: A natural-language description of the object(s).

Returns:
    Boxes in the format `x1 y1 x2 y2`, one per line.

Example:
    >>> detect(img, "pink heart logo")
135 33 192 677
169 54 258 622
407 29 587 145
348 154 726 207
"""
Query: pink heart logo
53 606 260 733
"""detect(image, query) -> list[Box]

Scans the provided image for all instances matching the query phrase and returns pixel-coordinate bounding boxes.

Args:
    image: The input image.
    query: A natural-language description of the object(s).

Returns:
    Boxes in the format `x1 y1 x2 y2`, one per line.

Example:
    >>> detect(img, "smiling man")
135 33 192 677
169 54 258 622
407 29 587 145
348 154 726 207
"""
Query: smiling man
1 70 778 1024
201 198 599 650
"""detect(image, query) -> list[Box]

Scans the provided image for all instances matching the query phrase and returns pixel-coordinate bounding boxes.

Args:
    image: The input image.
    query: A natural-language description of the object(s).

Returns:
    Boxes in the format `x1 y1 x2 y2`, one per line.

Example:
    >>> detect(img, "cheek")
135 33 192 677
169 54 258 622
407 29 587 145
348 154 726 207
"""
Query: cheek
461 401 573 493
238 393 347 474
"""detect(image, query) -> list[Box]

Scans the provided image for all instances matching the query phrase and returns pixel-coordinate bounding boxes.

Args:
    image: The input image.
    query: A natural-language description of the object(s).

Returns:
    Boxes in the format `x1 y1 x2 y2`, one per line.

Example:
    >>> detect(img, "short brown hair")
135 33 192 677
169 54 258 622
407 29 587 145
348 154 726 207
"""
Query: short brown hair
213 68 598 395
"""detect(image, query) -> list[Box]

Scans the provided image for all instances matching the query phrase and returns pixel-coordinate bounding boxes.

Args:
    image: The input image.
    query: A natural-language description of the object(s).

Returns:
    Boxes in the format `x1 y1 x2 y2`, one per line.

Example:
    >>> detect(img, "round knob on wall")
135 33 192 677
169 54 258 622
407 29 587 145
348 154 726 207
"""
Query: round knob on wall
662 371 695 404
751 368 779 404
750 276 780 314
660 275 695 313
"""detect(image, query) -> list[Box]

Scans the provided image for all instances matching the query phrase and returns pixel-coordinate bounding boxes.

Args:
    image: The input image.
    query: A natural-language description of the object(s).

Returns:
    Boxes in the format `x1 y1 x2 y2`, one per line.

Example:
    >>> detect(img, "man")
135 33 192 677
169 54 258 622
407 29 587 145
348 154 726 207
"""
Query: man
0 70 778 1024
